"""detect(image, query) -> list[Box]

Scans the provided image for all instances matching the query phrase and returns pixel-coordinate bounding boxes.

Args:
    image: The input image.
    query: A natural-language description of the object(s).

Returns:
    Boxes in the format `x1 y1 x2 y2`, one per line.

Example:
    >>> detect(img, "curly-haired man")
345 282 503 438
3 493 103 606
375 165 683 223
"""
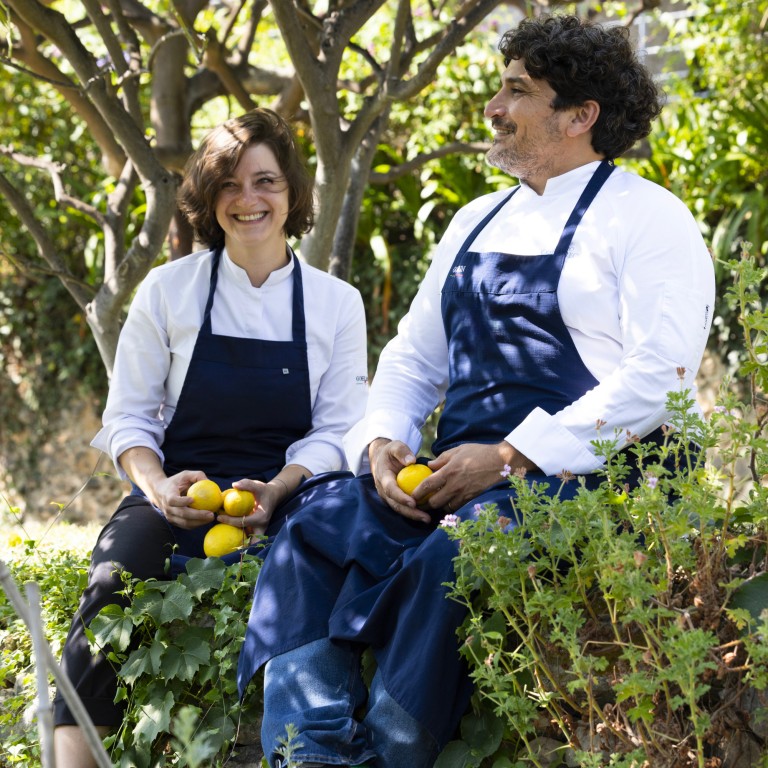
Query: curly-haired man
237 15 715 768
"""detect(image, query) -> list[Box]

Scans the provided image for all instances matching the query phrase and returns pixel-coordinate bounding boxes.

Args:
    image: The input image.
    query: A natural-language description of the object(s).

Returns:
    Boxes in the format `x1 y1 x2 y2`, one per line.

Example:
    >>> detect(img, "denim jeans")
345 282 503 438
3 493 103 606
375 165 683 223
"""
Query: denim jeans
262 638 439 768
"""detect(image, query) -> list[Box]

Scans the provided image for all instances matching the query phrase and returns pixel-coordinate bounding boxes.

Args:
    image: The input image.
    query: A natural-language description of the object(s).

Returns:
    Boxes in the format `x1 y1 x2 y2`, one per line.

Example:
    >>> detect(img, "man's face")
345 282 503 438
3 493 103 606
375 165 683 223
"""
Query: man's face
484 58 568 187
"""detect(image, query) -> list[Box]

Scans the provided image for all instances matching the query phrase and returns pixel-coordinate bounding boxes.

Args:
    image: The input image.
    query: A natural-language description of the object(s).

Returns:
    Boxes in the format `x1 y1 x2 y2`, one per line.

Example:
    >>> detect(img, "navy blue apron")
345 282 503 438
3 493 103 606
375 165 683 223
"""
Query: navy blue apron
238 162 626 746
135 246 328 567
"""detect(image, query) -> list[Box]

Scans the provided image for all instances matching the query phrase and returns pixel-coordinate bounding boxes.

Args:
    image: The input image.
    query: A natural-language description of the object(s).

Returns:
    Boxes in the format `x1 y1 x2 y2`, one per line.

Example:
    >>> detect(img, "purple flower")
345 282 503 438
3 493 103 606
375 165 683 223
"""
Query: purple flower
646 474 658 490
440 514 460 529
500 464 512 477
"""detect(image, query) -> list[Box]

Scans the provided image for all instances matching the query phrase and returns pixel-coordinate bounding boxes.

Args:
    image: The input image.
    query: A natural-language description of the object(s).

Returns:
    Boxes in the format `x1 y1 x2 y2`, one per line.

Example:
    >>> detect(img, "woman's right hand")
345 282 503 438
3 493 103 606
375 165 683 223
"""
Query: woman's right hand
152 471 217 530
118 447 215 529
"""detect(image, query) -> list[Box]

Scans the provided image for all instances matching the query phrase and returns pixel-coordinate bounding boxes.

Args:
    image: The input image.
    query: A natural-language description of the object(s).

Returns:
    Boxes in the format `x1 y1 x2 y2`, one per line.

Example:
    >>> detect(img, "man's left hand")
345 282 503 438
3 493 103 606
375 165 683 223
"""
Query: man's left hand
421 441 538 514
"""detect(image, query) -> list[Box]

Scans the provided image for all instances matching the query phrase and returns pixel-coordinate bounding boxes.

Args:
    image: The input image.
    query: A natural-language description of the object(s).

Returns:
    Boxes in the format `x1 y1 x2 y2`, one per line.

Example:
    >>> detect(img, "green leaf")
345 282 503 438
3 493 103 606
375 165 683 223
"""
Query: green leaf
133 688 174 744
174 627 212 681
434 740 476 768
181 557 228 599
460 709 504 757
89 604 134 652
730 573 768 623
133 580 194 624
120 646 152 685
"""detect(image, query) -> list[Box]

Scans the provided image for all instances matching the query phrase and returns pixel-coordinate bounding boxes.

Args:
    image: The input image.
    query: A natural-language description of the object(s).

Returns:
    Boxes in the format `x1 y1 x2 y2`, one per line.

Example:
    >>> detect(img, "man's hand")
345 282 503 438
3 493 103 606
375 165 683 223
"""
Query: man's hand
369 438 433 523
421 442 538 513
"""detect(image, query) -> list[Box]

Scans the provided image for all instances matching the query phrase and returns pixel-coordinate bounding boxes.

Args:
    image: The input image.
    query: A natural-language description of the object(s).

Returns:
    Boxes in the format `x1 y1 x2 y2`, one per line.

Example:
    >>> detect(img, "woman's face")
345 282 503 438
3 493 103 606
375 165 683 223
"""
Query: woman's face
214 143 290 258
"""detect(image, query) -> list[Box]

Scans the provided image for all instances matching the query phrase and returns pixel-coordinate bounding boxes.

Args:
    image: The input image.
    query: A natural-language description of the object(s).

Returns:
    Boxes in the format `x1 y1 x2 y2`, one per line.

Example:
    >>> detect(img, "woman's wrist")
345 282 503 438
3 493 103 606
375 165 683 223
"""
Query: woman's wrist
273 477 289 493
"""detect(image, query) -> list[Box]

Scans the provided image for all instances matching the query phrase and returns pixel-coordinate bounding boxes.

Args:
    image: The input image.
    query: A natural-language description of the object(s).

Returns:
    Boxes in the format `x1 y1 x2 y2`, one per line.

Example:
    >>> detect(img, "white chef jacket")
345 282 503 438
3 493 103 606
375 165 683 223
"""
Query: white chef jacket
346 161 715 476
93 248 369 479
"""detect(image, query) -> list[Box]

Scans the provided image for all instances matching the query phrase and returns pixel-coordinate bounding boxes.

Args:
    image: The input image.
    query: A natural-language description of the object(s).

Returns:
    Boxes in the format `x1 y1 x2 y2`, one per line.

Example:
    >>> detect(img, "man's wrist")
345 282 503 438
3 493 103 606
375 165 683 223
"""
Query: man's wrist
498 440 538 472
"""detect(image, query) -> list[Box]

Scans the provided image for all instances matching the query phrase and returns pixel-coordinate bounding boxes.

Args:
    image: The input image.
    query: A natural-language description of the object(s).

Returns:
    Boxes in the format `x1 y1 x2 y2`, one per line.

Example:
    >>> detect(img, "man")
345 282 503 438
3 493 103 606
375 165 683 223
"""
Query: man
237 14 715 768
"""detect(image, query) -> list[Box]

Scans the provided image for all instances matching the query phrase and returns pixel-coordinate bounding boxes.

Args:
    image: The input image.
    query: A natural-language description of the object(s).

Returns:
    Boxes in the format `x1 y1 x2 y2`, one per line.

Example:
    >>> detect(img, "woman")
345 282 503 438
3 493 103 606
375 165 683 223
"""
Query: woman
53 108 368 767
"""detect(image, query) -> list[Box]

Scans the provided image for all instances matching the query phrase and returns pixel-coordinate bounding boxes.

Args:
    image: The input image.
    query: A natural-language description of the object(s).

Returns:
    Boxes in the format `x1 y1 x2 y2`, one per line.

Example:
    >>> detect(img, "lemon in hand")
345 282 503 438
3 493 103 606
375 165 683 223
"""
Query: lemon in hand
396 464 434 496
187 479 223 511
222 488 255 517
203 523 247 557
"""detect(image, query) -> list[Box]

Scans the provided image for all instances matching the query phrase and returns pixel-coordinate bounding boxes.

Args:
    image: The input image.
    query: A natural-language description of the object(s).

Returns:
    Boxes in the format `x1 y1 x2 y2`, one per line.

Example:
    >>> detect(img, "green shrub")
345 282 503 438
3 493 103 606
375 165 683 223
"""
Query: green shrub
88 555 264 768
0 532 90 766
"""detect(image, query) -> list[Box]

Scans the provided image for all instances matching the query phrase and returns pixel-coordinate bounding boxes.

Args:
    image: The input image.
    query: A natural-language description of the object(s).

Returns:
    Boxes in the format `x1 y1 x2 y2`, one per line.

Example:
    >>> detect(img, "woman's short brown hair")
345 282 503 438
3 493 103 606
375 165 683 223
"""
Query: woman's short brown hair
177 109 315 248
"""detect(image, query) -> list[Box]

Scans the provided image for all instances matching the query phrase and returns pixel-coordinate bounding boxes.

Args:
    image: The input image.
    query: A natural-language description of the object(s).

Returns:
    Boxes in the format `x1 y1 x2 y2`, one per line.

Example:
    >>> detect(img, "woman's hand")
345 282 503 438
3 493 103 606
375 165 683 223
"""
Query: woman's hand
216 478 280 538
153 471 219 529
217 465 311 540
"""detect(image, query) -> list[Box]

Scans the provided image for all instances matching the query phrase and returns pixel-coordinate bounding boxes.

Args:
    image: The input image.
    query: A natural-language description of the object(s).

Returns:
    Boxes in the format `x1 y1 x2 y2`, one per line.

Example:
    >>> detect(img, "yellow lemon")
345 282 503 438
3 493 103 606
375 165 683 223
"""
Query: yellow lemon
203 523 247 557
396 464 434 496
222 488 255 517
188 479 223 511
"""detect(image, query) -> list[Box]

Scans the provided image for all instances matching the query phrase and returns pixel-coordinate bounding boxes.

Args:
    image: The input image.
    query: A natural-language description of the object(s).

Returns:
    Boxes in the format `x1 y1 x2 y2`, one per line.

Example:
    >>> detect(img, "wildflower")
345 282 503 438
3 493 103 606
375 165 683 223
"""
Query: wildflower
646 474 658 490
473 503 484 517
556 469 575 482
513 466 527 478
595 418 607 430
440 514 460 529
500 464 512 477
633 551 648 567
527 564 537 579
497 515 511 529
484 653 494 667
625 430 640 444
677 366 687 380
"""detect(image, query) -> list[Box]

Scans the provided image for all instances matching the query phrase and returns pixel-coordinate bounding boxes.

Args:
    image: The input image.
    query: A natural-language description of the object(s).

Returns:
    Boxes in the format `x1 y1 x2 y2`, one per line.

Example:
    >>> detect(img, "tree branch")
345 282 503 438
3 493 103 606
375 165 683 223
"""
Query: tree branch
1 146 105 226
0 170 94 309
369 141 491 183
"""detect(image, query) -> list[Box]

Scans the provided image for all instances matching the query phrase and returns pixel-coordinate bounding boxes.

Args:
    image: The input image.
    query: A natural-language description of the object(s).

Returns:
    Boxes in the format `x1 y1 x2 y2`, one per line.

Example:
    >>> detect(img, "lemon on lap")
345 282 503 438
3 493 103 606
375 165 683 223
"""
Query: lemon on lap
396 464 434 496
204 523 248 557
187 479 223 511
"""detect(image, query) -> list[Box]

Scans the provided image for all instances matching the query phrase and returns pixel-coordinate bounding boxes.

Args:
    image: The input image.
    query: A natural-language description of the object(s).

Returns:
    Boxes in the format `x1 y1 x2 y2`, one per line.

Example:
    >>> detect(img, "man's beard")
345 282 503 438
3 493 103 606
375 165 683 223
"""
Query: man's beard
486 116 562 181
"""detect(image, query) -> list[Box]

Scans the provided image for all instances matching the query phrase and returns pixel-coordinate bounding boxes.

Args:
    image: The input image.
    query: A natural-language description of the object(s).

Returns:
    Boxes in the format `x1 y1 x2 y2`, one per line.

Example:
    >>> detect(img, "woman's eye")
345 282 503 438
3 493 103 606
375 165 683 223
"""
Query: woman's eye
221 180 237 189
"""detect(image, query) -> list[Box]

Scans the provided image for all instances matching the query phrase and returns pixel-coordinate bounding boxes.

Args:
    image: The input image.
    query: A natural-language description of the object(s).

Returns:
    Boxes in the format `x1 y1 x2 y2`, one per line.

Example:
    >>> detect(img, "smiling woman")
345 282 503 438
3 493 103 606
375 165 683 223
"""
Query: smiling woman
51 108 369 768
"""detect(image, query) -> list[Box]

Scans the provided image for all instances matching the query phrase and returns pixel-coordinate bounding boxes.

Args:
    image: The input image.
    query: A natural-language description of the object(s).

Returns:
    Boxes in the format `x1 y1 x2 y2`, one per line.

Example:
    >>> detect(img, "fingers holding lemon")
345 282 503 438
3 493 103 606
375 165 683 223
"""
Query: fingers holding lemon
396 464 434 501
222 488 256 517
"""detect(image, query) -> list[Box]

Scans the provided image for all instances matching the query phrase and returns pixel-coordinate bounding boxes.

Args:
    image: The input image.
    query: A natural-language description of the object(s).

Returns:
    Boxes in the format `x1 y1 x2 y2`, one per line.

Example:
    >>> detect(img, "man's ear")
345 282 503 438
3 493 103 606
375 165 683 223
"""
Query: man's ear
565 100 600 137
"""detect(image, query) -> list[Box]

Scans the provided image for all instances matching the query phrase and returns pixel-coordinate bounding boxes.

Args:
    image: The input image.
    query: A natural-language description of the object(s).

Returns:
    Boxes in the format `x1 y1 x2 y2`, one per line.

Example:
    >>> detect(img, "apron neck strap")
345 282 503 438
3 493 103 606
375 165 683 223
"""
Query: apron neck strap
201 245 224 333
555 159 615 256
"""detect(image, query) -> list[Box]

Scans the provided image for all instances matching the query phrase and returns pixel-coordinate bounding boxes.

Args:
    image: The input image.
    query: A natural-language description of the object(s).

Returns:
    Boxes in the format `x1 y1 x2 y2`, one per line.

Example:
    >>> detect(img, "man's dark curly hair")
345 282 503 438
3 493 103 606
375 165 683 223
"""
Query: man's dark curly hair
177 108 314 249
499 15 664 159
